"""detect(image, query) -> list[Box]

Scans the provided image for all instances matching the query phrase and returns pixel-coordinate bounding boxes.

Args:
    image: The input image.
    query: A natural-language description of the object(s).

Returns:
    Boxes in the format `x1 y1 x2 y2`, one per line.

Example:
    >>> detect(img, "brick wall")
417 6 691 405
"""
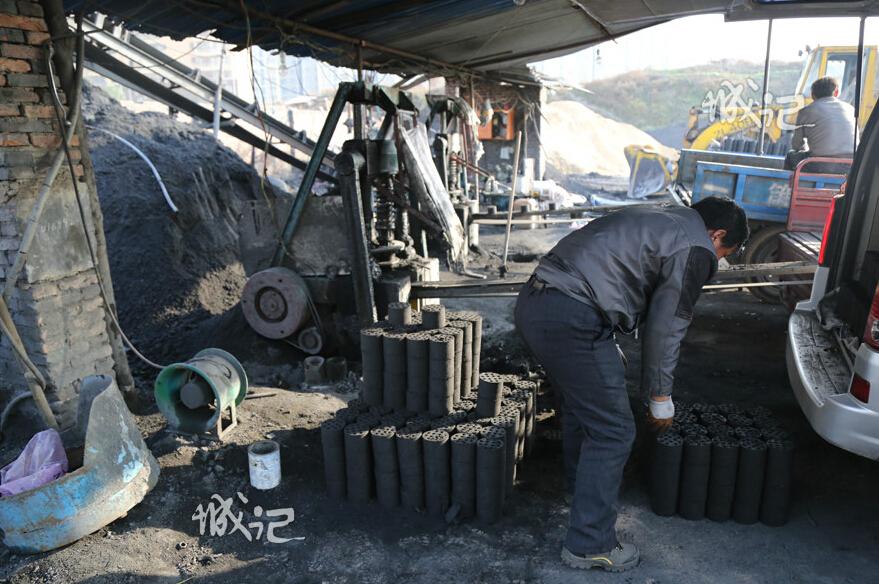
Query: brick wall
0 0 122 428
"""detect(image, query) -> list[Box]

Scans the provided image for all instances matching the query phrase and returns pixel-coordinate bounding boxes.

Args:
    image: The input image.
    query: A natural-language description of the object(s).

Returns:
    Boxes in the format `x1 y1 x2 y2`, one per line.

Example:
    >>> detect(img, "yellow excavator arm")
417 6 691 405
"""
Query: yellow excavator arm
685 109 785 151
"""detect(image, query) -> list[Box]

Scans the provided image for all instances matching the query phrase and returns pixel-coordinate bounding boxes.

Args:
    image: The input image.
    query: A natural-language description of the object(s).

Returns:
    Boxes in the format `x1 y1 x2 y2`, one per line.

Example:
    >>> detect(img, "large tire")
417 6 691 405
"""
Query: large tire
742 225 787 304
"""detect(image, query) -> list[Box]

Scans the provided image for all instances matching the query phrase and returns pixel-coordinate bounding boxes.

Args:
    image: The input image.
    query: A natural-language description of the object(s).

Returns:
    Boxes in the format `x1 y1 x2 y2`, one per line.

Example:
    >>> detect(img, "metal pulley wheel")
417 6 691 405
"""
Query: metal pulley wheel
296 326 323 355
241 267 310 340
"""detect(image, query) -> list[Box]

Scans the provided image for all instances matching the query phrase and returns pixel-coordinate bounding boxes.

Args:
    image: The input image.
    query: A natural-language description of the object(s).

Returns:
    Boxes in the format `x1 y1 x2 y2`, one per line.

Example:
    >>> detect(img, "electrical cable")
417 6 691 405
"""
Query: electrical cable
46 21 166 371
84 126 179 213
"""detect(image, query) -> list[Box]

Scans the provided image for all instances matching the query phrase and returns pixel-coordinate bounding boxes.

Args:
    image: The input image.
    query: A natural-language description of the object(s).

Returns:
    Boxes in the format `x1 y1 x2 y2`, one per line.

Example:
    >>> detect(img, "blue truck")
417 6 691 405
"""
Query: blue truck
677 149 848 302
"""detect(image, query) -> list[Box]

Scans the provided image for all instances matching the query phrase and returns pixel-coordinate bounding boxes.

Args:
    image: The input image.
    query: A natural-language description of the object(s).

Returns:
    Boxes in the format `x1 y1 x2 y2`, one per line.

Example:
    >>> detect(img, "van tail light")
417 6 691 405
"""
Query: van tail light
850 373 871 403
818 194 842 266
864 282 879 350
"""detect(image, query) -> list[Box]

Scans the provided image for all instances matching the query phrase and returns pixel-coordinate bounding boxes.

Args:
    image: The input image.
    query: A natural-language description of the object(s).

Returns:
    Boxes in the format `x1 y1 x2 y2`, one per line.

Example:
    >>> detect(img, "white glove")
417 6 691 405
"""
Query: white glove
649 397 675 420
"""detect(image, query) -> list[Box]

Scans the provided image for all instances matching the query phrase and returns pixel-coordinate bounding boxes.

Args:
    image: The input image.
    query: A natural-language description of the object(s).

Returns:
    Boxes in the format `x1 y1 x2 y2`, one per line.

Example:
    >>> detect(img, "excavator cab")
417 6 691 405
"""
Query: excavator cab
796 45 878 124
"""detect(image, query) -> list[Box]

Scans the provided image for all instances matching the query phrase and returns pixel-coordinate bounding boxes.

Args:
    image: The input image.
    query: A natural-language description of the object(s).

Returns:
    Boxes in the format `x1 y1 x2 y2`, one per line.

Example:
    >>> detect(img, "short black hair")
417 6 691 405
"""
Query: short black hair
692 196 749 248
811 76 839 99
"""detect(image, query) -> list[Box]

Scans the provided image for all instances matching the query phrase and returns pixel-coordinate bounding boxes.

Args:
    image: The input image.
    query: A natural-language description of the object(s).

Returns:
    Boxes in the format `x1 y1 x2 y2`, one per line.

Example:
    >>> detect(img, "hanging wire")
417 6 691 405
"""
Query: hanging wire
47 22 166 370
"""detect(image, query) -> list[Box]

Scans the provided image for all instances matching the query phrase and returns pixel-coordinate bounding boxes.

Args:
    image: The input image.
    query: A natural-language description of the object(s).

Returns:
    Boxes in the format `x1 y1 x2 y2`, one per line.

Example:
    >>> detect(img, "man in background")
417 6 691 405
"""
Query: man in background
785 76 856 172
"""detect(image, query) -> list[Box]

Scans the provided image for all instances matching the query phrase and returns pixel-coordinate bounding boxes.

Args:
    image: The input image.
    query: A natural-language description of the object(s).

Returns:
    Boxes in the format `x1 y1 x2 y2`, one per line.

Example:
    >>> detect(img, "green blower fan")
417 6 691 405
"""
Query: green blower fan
154 348 248 440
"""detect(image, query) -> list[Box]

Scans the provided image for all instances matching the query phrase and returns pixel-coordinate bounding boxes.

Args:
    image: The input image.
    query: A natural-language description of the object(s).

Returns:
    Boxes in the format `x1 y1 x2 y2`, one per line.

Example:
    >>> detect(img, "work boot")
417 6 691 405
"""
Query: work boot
560 542 640 573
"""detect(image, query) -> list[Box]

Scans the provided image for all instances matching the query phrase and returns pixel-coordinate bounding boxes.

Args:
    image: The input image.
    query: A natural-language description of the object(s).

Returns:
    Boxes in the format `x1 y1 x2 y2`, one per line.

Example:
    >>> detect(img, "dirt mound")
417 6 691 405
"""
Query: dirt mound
83 84 283 375
542 100 676 178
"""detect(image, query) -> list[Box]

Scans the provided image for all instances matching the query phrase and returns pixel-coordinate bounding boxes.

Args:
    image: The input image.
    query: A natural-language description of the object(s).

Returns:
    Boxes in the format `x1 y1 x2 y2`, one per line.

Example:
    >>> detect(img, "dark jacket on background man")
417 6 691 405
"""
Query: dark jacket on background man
533 205 717 398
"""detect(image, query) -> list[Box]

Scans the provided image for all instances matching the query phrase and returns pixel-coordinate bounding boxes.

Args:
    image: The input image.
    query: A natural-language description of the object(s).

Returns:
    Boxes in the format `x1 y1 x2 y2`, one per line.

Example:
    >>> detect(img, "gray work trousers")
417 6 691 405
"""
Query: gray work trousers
514 278 635 555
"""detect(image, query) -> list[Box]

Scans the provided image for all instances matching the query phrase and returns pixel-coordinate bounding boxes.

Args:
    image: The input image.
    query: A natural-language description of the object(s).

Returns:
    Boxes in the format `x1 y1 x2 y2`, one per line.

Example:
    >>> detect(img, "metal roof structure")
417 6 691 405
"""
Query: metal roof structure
62 0 736 82
63 1 879 82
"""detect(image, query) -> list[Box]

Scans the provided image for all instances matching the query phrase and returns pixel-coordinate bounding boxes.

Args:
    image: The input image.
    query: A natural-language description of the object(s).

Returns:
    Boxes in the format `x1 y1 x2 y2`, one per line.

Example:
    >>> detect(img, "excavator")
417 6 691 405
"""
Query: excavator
627 45 879 197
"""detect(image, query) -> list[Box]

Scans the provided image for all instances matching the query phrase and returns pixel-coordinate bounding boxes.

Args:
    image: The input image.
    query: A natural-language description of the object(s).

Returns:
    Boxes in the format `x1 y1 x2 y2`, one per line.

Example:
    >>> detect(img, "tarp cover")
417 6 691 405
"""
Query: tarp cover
400 124 467 267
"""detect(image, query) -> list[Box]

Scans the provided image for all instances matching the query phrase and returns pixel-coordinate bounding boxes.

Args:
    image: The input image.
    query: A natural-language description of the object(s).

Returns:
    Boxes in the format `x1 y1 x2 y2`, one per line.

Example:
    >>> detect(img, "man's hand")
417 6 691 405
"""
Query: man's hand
646 396 674 433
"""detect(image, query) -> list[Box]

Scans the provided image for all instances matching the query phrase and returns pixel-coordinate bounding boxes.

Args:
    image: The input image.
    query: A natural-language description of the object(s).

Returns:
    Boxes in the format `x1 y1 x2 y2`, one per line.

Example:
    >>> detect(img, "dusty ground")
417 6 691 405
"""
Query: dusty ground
2 223 879 583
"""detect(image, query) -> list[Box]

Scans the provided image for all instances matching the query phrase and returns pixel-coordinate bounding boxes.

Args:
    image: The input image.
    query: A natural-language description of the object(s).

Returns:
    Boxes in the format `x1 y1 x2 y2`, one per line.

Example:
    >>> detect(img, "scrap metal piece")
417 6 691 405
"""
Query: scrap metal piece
0 375 160 553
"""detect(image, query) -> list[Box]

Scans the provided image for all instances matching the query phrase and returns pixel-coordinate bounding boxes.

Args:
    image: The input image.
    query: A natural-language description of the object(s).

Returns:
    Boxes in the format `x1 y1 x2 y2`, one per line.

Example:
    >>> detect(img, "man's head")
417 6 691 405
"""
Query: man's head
691 196 749 259
811 76 840 100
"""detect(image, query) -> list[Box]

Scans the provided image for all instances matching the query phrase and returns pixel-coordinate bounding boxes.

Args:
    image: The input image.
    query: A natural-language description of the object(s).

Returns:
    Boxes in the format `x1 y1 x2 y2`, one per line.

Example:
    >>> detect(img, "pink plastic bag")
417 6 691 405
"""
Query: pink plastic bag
0 429 68 497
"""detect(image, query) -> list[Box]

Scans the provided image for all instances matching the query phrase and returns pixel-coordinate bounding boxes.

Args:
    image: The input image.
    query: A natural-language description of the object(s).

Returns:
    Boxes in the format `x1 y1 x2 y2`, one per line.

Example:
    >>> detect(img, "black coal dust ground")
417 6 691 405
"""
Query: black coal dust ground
1 91 879 581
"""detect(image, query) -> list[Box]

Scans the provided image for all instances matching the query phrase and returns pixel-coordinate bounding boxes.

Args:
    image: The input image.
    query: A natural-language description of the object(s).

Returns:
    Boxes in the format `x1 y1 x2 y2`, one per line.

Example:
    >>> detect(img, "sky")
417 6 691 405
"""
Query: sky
533 15 879 83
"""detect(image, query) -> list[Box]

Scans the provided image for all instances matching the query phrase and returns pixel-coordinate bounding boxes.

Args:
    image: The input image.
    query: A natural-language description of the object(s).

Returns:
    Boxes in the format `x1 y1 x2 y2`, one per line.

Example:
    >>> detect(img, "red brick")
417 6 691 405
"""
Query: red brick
69 134 79 147
0 56 29 73
24 30 48 45
21 103 52 118
1 43 39 60
0 13 47 32
0 133 27 146
36 86 62 105
0 103 17 116
28 132 59 148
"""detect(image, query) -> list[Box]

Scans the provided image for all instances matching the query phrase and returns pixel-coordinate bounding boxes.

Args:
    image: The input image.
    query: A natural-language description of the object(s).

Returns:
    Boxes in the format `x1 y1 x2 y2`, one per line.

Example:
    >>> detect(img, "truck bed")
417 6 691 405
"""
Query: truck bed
779 231 822 262
778 231 822 308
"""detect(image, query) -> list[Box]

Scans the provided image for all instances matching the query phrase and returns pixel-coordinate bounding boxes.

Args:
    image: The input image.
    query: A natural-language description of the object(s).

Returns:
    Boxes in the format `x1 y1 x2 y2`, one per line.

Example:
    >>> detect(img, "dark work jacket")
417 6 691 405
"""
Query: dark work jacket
533 205 717 398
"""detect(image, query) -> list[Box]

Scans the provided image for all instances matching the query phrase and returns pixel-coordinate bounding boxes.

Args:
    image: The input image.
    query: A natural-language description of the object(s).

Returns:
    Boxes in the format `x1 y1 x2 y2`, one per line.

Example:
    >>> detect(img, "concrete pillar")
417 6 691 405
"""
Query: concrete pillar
0 0 131 428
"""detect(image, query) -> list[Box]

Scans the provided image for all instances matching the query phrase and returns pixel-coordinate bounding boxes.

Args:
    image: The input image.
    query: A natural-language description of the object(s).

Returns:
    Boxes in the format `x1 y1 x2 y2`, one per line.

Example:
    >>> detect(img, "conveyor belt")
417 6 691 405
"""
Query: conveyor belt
80 16 335 182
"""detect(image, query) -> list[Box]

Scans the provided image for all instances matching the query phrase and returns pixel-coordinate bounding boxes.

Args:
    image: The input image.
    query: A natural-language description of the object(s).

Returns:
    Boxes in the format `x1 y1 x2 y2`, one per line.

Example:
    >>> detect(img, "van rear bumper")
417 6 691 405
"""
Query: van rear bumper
787 310 879 460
